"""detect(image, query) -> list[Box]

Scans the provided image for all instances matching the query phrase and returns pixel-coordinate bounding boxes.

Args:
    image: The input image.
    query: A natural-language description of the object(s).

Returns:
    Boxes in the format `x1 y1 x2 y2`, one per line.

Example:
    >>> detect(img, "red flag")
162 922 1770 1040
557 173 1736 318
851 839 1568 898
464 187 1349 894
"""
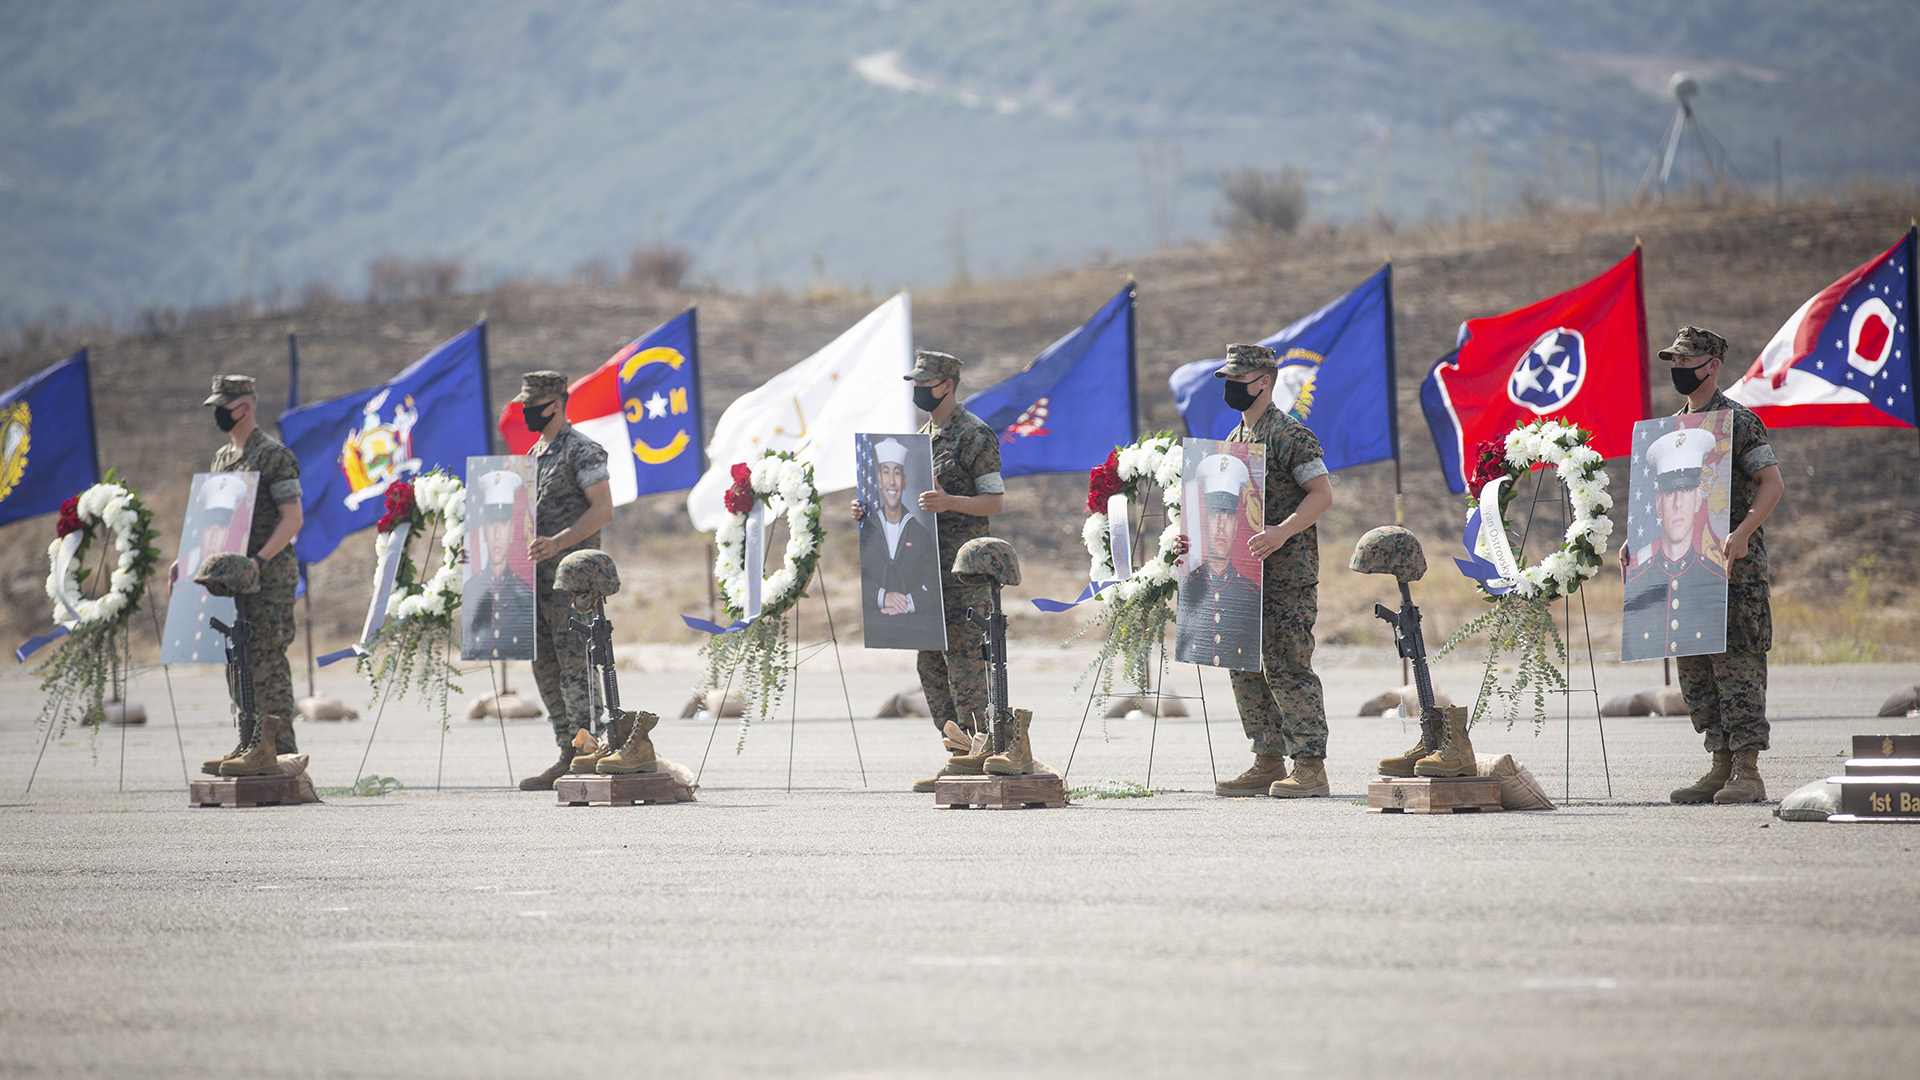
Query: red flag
1420 249 1649 493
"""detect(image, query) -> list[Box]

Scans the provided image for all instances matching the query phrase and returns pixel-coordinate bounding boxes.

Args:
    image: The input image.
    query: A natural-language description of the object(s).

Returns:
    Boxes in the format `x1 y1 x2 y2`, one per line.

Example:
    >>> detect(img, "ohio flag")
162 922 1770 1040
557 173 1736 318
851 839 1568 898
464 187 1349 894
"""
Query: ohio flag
1727 227 1916 429
1421 249 1649 493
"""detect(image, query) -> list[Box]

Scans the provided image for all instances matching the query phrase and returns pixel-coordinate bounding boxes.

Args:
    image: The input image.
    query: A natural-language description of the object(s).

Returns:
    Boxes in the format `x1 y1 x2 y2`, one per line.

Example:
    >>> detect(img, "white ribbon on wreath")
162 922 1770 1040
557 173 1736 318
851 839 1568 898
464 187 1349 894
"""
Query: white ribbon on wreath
384 472 467 622
713 453 822 618
1080 434 1186 603
44 483 150 628
1471 419 1613 600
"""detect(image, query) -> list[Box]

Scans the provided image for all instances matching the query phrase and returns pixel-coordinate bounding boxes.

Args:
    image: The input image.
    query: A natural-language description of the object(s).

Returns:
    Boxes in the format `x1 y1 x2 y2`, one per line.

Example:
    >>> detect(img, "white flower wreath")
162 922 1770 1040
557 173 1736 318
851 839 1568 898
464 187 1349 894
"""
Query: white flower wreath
713 451 824 620
381 472 467 623
1081 434 1186 603
1470 419 1613 601
45 483 156 628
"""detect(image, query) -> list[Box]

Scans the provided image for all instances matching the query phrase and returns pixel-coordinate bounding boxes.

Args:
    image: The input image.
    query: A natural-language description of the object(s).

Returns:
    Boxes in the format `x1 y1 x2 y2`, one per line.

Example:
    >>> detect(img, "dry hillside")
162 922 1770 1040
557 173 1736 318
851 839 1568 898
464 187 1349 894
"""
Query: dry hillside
4 194 1917 668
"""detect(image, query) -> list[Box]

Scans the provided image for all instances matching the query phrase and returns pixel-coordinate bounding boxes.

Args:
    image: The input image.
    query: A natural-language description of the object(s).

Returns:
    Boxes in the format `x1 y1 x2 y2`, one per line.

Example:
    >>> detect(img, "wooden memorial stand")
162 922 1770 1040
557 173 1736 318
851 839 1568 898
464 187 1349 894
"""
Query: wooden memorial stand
1367 775 1503 814
1827 734 1920 823
190 774 300 808
556 770 679 807
935 773 1068 810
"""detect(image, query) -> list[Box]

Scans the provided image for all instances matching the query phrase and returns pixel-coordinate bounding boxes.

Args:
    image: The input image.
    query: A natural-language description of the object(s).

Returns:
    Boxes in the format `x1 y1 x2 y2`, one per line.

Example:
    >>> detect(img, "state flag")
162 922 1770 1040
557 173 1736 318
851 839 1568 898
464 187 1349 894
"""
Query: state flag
280 324 493 564
0 350 100 528
500 309 705 502
1420 249 1649 493
963 284 1135 478
1727 227 1916 429
686 293 914 532
1170 264 1397 472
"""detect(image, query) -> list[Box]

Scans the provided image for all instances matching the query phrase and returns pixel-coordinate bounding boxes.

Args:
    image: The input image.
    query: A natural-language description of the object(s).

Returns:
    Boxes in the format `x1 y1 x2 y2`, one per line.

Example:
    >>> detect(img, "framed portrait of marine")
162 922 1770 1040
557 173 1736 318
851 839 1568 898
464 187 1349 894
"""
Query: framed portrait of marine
1173 438 1266 671
160 472 260 664
1621 411 1733 662
854 433 946 651
461 455 537 662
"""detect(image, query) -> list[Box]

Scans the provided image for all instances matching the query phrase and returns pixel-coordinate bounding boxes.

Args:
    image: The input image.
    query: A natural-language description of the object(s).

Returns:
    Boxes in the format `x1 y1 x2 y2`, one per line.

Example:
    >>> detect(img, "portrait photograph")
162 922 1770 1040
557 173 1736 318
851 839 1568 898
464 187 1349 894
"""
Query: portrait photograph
854 432 946 651
461 454 538 662
160 471 260 664
1621 411 1734 662
1173 437 1266 671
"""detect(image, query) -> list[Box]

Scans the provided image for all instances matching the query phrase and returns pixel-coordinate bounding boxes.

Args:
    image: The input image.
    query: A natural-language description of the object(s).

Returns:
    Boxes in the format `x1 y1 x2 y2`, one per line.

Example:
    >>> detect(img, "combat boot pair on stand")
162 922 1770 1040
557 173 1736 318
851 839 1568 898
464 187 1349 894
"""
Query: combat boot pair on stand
568 712 637 773
914 710 1036 790
1377 706 1477 780
1670 748 1765 804
200 713 289 777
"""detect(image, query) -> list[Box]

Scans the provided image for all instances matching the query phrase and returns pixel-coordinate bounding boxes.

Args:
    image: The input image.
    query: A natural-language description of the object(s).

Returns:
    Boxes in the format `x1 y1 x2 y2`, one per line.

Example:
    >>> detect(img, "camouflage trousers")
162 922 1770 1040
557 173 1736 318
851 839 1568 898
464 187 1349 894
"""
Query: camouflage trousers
531 578 591 749
1675 648 1770 752
917 582 991 734
230 551 298 754
1228 583 1326 759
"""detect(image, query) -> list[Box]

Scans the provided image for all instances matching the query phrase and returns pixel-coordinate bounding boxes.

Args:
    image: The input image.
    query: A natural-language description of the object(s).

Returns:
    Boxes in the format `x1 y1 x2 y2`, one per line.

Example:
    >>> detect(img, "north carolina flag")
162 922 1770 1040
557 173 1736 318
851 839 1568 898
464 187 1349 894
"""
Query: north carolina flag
1727 227 1916 429
1420 249 1649 493
964 283 1135 478
500 309 705 503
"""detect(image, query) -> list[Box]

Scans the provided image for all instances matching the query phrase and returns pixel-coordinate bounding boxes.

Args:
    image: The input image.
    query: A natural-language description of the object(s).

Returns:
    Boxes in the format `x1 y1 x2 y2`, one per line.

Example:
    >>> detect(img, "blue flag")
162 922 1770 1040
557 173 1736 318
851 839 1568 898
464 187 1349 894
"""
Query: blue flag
619 308 705 498
0 351 100 528
280 325 492 564
1170 265 1398 471
964 284 1136 478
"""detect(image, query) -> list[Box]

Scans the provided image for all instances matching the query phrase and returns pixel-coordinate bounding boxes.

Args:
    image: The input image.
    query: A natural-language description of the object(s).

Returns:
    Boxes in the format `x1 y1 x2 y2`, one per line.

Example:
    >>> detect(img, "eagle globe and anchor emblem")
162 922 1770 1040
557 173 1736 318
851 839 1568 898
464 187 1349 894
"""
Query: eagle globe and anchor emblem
339 389 422 510
0 399 28 505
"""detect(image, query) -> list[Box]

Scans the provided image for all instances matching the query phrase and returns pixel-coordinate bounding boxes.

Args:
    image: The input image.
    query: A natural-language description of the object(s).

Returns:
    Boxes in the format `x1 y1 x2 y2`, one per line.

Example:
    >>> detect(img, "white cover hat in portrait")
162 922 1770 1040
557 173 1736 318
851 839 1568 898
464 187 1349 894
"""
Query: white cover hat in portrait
201 472 247 513
874 438 909 467
1198 452 1250 506
477 469 524 507
1648 427 1712 491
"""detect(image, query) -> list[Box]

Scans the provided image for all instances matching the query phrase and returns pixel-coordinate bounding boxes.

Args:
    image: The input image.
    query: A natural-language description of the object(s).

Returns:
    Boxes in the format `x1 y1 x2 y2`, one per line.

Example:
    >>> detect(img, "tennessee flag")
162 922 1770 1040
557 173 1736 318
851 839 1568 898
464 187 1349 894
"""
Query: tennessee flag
500 309 704 504
1420 249 1649 493
1727 227 1916 429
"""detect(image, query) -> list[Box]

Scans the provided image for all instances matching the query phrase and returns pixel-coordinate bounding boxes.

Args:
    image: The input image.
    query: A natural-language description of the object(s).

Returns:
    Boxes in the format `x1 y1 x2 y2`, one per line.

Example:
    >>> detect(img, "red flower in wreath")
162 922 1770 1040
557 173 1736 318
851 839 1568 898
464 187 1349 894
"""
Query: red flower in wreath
376 479 417 534
55 495 83 539
723 463 756 515
730 462 752 484
1466 439 1510 498
1086 450 1123 513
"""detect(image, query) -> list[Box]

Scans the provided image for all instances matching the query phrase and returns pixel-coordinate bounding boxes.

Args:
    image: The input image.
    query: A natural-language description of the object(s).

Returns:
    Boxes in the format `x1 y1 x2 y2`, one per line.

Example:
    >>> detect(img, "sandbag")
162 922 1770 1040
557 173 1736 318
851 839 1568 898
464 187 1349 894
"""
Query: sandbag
275 753 323 804
1474 752 1555 810
1775 778 1842 822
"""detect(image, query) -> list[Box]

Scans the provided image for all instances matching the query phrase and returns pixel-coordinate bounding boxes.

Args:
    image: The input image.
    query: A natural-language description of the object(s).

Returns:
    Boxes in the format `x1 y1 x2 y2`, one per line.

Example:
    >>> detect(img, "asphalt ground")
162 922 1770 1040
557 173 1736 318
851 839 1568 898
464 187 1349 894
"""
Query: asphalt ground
3 644 1917 1079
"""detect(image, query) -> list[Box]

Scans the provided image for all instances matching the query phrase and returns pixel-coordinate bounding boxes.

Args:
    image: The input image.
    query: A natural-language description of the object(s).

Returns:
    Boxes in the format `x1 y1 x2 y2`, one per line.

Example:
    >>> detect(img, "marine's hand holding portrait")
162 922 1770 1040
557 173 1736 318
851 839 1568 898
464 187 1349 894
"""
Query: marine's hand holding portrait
917 478 955 514
1248 524 1289 560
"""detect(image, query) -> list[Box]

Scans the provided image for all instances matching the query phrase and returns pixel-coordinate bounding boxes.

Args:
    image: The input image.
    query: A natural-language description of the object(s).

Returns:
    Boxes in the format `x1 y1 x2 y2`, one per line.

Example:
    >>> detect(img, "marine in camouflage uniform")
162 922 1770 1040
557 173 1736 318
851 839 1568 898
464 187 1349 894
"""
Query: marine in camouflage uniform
205 375 303 755
1211 344 1335 798
911 351 1003 736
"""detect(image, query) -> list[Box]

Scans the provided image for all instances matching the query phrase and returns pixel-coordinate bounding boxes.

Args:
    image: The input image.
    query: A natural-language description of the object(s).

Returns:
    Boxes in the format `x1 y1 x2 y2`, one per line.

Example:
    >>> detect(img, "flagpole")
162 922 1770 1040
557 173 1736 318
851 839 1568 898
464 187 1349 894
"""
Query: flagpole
1381 258 1407 684
1125 276 1140 442
476 315 497 456
286 330 317 702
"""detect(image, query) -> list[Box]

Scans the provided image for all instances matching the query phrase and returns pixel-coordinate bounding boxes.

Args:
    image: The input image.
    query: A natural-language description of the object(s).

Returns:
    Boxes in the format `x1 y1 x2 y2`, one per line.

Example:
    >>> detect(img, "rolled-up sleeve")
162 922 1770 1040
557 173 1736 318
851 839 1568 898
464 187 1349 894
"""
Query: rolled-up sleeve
1738 443 1777 476
974 471 1006 495
1292 458 1328 485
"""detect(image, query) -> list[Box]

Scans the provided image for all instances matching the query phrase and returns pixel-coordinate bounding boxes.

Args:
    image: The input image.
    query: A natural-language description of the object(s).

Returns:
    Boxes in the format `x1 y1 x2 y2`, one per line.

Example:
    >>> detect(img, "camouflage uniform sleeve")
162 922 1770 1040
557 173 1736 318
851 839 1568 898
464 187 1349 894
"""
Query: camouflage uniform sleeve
571 436 611 489
1733 410 1777 476
1287 423 1328 486
966 422 1005 495
263 443 302 505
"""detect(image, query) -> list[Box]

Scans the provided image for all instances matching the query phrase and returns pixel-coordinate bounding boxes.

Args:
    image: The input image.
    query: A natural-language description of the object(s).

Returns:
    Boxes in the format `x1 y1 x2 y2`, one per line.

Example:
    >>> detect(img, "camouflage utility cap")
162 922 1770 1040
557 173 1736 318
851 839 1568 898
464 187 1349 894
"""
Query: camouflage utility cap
203 374 257 406
905 350 961 382
195 552 261 597
555 549 621 609
1659 326 1728 362
952 537 1021 588
513 370 569 403
1349 526 1427 583
1214 343 1278 378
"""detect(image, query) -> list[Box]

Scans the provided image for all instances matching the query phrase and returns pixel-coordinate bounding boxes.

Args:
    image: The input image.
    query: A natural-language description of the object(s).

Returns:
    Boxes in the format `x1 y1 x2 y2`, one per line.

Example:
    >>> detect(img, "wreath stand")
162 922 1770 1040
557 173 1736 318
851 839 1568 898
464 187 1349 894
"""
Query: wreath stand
1059 492 1222 795
1505 467 1613 803
692 565 868 793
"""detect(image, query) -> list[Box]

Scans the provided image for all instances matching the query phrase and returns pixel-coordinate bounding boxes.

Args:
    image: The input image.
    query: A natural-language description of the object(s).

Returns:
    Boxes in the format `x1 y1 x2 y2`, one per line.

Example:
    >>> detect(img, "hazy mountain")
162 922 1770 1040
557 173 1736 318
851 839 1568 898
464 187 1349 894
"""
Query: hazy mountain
3 0 1916 324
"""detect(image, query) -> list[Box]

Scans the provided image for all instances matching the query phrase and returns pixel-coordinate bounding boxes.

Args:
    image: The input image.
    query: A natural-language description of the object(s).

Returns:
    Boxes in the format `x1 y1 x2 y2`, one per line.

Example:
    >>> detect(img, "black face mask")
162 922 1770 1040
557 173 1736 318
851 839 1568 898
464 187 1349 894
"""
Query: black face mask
1222 377 1263 412
213 404 240 432
912 384 947 413
523 401 555 433
1669 361 1712 396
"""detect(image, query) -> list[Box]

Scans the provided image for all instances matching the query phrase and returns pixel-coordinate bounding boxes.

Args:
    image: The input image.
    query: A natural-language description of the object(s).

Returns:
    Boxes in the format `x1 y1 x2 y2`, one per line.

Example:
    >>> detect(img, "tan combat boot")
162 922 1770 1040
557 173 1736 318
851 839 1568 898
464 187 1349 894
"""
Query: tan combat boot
218 714 284 777
597 712 662 774
1670 750 1733 804
1268 756 1329 798
984 710 1036 776
570 713 635 773
1712 749 1766 804
519 745 573 791
1413 707 1476 778
202 735 249 776
1215 753 1288 796
1377 738 1428 778
915 723 988 792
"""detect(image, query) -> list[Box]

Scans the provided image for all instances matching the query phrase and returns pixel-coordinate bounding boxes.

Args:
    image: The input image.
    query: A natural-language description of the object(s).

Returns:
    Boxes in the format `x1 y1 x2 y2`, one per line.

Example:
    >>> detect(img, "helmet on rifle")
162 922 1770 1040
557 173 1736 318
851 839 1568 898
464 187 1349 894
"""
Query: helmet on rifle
554 550 620 612
951 537 1021 588
1349 526 1427 583
194 552 261 598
